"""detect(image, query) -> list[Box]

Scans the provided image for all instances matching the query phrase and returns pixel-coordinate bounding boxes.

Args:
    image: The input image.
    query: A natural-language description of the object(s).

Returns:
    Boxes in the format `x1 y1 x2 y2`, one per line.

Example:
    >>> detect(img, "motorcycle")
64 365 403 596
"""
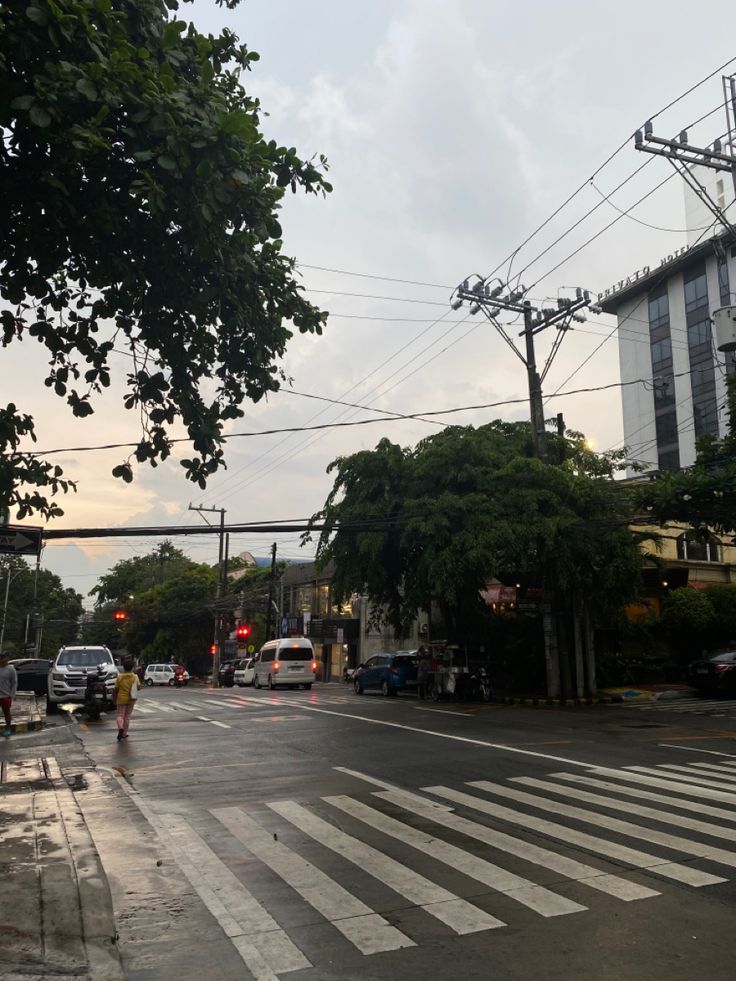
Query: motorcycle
478 666 494 703
83 666 109 721
174 669 186 687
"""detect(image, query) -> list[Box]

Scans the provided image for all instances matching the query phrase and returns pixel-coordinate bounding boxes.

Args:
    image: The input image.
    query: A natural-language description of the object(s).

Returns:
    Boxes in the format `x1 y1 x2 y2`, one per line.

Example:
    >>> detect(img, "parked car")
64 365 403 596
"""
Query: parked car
252 639 317 690
47 646 118 709
143 663 189 686
233 658 255 687
354 651 418 696
686 651 736 693
9 658 52 697
218 659 239 687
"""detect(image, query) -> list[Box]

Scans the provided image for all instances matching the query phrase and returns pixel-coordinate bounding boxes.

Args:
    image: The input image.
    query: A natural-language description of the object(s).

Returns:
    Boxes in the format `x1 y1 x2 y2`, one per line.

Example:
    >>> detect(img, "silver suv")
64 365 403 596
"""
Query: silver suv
47 645 118 708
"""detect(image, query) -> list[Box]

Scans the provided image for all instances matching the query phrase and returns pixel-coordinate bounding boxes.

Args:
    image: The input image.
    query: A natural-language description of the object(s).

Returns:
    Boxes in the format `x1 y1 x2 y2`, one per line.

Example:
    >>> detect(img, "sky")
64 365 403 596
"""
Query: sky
4 0 736 602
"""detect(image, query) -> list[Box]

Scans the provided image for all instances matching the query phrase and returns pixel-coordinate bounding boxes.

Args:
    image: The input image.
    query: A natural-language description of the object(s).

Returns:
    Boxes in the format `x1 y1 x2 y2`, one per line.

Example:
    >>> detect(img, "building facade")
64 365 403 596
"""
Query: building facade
279 561 426 680
600 231 735 476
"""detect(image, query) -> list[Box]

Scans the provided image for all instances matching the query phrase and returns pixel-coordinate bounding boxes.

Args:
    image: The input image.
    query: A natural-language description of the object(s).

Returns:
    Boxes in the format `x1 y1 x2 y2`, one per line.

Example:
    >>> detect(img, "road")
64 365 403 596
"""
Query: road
73 682 736 981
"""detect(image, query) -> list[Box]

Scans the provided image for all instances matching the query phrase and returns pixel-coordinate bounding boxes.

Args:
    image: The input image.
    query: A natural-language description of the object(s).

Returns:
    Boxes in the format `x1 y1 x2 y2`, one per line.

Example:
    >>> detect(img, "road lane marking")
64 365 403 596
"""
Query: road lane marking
267 799 504 935
413 707 474 716
655 763 736 783
551 772 736 824
625 766 736 793
468 779 736 871
425 786 724 887
657 745 736 758
196 716 231 729
212 806 415 955
326 794 585 917
590 766 736 803
333 767 453 811
115 781 310 979
371 790 658 902
512 776 736 843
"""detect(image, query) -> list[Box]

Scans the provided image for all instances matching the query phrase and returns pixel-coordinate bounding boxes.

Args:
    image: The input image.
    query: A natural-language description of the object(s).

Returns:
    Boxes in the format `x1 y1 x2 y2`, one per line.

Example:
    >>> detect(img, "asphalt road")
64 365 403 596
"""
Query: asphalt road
72 683 736 981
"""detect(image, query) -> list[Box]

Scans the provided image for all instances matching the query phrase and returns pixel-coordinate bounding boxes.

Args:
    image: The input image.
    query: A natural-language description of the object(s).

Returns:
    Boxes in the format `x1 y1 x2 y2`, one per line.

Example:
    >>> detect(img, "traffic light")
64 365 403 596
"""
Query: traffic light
114 610 127 622
236 624 251 639
209 644 217 656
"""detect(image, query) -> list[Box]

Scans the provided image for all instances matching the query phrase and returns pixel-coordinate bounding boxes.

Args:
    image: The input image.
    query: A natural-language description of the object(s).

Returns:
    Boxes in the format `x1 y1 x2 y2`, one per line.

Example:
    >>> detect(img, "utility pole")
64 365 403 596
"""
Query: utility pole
453 278 594 699
189 504 226 687
266 542 277 640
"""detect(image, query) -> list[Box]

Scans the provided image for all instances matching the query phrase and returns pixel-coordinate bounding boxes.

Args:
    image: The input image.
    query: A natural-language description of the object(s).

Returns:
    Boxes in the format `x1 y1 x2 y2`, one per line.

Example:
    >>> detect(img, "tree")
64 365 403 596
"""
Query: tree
0 0 331 519
0 555 83 656
659 587 716 663
635 376 736 534
308 422 646 646
90 541 195 605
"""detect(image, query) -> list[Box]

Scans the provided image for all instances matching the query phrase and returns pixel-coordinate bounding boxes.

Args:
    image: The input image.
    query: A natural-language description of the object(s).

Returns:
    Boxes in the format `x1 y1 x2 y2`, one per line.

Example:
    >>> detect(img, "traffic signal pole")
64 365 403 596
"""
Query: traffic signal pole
189 503 226 687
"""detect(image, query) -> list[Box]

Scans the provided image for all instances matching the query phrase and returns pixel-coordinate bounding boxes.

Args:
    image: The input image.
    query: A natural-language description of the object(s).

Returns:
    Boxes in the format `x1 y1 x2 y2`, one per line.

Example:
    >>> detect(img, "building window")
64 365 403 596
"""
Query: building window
693 400 719 438
651 337 672 366
684 271 708 313
687 318 711 350
691 364 715 396
316 583 329 616
718 260 731 304
676 532 721 562
653 373 675 406
648 292 669 329
295 584 312 612
657 447 680 472
655 411 678 445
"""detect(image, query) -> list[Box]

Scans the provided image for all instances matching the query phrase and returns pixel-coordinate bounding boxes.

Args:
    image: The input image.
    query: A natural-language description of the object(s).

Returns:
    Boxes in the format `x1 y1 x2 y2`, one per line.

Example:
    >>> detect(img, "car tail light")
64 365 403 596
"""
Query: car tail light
311 661 318 671
715 663 732 673
274 662 280 671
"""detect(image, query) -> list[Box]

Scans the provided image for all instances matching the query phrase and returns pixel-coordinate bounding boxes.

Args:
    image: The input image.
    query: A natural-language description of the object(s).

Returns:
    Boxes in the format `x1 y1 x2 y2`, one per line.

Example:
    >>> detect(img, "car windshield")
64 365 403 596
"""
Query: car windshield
57 649 113 667
711 652 736 663
279 649 312 661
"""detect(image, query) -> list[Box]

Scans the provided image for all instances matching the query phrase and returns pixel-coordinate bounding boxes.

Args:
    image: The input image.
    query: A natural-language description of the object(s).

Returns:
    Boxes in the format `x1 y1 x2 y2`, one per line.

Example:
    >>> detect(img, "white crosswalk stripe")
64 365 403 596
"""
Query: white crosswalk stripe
268 798 505 935
629 697 736 714
119 756 736 977
211 806 415 955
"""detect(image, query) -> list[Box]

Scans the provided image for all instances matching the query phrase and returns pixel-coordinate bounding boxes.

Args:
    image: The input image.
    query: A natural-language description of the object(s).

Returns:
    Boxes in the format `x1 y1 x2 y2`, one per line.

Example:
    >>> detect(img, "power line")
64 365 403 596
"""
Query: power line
298 264 452 290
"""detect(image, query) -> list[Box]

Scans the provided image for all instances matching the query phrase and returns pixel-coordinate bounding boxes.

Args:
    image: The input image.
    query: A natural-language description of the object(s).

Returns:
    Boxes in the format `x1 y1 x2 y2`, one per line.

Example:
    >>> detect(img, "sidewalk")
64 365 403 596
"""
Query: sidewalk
6 691 45 734
0 752 124 980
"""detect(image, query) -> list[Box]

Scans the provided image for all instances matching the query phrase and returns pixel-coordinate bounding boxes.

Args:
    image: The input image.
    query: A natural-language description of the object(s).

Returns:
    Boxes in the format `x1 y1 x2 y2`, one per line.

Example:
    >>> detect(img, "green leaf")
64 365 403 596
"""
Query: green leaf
75 78 98 101
25 6 48 26
29 105 51 127
11 95 34 110
157 155 177 171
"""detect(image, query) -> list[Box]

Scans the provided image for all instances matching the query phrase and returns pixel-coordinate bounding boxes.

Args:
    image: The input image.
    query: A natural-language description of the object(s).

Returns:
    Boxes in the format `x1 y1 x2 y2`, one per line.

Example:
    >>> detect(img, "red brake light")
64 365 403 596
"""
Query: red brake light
715 663 732 673
311 661 317 671
274 661 280 671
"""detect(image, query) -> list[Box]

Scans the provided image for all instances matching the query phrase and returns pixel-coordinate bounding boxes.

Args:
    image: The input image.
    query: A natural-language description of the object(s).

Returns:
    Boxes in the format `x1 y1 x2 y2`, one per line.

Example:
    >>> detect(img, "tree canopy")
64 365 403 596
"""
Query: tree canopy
0 0 331 519
0 554 83 657
308 421 646 641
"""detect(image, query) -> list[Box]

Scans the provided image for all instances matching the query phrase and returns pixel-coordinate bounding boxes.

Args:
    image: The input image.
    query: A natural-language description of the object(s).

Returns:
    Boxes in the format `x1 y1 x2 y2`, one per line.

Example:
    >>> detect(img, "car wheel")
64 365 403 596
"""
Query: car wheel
381 679 392 697
354 679 363 694
145 678 154 687
304 683 312 690
168 678 175 686
268 674 276 690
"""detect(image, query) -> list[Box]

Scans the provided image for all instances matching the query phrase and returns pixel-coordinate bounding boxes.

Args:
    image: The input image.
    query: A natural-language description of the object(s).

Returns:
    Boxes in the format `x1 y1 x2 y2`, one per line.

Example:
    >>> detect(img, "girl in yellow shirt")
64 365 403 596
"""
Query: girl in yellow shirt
114 660 140 741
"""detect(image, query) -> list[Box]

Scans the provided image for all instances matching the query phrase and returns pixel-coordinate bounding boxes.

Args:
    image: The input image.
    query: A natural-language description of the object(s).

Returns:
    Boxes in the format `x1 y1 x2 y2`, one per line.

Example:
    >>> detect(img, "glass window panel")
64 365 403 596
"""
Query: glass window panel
719 260 730 302
684 273 708 313
648 293 669 329
655 411 678 445
687 319 711 348
657 447 680 471
651 337 672 366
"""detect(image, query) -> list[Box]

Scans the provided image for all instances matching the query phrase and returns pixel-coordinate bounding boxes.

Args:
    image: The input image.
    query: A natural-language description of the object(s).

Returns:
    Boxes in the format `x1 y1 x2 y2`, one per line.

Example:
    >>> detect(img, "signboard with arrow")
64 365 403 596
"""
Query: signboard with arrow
0 525 43 557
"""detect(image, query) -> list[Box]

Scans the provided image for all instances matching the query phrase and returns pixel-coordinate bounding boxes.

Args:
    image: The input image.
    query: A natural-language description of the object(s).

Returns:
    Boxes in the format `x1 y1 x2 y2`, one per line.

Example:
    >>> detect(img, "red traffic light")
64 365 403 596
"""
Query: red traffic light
114 610 127 621
209 644 217 656
236 624 251 639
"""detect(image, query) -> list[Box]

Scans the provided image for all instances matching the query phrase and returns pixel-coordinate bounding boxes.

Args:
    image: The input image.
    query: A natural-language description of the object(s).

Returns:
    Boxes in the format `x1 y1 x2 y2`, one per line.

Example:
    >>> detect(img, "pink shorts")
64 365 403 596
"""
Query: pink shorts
0 697 11 709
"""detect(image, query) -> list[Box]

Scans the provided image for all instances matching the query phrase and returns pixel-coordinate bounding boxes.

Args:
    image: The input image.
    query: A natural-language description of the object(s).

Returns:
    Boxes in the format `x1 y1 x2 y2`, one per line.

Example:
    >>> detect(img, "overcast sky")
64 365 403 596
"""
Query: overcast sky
4 0 736 601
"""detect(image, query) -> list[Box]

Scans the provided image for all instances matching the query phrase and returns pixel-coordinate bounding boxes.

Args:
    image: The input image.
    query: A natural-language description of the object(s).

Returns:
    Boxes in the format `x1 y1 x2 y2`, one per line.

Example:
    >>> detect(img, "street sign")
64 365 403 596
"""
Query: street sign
247 644 255 653
0 525 43 557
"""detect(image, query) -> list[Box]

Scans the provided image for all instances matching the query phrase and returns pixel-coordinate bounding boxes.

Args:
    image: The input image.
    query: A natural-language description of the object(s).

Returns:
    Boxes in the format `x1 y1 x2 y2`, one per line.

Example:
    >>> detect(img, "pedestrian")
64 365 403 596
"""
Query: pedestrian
113 658 139 742
0 650 17 738
417 647 430 700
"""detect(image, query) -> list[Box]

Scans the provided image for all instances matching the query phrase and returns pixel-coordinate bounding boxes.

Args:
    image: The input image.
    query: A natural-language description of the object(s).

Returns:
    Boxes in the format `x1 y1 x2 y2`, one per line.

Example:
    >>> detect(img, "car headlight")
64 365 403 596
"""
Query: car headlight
52 672 66 681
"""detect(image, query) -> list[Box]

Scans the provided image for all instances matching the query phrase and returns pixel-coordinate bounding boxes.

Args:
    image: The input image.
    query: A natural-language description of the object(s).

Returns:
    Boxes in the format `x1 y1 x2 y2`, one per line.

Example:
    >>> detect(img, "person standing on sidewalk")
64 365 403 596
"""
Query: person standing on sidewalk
113 658 139 741
0 650 18 738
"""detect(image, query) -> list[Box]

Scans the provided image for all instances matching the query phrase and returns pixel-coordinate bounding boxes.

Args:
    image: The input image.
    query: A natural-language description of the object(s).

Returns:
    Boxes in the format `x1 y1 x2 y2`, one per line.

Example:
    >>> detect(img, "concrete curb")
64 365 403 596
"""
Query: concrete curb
7 692 45 734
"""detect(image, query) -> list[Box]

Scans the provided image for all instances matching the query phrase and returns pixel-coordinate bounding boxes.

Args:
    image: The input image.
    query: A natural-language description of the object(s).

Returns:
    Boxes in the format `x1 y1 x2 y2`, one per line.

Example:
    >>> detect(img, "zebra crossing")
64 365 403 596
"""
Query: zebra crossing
126 756 736 980
624 695 736 717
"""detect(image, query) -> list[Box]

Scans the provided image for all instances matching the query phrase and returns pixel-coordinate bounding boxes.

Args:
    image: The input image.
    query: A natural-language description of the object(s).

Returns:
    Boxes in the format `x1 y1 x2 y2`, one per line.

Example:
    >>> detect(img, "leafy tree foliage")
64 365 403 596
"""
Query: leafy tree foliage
0 555 83 657
635 376 736 533
308 422 645 642
0 0 330 518
86 544 217 669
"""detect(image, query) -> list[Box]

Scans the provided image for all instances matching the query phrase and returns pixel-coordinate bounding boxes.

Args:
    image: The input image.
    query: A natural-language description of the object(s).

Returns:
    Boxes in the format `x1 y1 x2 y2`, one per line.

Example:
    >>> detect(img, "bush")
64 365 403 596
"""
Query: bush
702 585 736 648
660 588 715 664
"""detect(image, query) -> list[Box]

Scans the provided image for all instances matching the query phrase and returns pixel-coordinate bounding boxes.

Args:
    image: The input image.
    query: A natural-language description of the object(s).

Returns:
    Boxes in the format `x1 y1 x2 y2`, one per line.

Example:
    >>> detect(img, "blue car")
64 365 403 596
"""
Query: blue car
353 651 418 697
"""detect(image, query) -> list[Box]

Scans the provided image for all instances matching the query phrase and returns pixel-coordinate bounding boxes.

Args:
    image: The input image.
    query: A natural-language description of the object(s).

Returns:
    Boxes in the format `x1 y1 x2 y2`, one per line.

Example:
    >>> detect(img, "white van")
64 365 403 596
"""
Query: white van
253 639 317 690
